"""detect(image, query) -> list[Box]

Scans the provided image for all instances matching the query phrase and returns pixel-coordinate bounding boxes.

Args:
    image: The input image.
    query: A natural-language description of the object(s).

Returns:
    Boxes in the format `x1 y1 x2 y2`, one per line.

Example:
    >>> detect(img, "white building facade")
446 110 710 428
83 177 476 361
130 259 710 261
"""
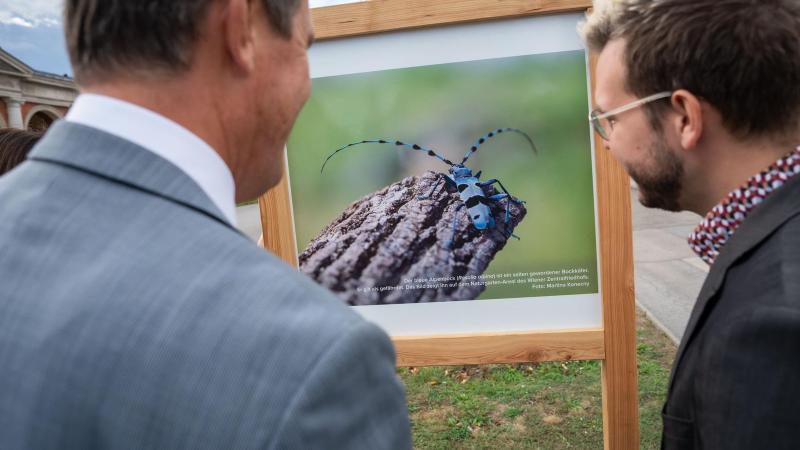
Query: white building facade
0 47 77 131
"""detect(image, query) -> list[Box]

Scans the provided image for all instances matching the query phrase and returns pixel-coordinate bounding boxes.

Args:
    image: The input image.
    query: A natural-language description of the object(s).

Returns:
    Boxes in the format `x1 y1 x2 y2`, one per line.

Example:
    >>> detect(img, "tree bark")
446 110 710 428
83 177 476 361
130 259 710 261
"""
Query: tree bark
299 171 526 305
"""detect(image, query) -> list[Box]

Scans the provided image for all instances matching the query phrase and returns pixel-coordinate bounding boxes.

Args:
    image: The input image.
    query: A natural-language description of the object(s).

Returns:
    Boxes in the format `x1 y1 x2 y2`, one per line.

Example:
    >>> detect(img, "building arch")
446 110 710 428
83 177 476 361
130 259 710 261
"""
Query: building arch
24 105 62 132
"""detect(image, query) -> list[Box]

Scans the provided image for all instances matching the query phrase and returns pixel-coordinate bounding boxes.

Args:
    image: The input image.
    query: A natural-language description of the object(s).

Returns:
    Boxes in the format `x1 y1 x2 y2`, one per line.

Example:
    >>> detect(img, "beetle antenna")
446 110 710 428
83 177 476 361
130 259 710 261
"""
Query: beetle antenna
460 128 538 165
321 139 455 173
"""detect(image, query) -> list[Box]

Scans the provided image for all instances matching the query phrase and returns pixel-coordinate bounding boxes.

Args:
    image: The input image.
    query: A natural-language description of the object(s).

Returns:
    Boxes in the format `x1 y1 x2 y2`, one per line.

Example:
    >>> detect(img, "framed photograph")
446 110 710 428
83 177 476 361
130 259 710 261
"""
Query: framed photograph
283 9 601 337
260 0 634 366
260 3 639 445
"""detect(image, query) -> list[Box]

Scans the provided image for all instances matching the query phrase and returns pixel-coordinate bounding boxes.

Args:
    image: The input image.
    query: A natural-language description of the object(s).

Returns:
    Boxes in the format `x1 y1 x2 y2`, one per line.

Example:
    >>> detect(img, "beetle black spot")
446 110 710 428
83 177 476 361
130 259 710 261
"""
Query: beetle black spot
428 150 436 156
473 215 480 219
471 146 477 152
457 184 468 192
379 139 387 143
444 159 454 165
479 138 485 144
413 144 421 149
497 129 503 133
395 141 403 145
465 197 481 208
488 132 494 137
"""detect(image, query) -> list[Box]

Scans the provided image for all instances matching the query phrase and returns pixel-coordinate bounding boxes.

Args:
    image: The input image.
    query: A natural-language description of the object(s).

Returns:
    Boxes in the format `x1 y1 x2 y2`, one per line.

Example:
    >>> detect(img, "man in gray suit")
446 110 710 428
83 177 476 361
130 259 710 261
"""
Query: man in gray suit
0 0 411 448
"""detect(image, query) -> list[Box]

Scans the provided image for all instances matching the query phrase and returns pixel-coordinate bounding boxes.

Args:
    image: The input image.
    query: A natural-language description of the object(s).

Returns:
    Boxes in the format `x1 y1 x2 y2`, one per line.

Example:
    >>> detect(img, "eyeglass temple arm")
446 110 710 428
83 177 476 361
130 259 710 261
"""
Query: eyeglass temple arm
591 91 673 120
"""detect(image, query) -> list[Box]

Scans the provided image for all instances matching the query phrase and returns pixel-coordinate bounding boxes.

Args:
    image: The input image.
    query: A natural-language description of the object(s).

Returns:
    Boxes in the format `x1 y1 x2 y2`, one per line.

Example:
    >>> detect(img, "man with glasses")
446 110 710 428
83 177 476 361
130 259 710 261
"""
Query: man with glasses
583 0 800 449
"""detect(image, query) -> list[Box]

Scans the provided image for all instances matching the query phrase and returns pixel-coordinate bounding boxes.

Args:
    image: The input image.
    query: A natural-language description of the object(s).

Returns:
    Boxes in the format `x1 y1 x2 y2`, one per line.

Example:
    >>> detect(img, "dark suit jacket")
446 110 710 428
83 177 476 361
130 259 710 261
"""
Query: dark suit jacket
662 174 800 449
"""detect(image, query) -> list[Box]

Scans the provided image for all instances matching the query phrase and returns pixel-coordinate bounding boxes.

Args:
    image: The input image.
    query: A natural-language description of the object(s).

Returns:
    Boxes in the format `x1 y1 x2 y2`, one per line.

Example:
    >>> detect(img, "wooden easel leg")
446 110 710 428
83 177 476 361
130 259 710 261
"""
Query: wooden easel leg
601 348 639 449
595 135 640 450
258 148 300 268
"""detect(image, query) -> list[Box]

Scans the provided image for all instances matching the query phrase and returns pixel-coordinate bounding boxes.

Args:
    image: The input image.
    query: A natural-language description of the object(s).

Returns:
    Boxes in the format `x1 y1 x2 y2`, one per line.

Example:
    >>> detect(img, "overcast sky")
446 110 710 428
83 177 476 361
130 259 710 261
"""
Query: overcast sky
0 0 364 76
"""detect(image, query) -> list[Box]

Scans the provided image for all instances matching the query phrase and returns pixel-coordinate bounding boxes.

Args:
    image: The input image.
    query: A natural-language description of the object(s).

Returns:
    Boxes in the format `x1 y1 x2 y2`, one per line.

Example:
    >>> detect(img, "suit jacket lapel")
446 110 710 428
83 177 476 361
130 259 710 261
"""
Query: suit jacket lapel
669 174 800 390
28 120 238 232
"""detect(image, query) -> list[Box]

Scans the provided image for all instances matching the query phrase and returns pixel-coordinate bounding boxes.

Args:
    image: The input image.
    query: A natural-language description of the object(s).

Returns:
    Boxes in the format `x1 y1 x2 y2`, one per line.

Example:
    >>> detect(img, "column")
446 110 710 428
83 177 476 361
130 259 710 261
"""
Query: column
3 98 24 129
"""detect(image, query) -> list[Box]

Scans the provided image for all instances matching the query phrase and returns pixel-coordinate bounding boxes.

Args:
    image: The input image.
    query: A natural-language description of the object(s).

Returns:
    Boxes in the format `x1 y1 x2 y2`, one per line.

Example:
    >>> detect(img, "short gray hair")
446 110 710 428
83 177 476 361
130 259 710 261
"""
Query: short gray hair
65 0 302 84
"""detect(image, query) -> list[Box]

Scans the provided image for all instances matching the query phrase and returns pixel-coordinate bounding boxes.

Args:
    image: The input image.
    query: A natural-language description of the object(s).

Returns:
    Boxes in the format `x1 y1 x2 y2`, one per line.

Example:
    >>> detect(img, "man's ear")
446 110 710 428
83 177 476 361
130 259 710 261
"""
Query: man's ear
669 89 704 150
222 0 257 74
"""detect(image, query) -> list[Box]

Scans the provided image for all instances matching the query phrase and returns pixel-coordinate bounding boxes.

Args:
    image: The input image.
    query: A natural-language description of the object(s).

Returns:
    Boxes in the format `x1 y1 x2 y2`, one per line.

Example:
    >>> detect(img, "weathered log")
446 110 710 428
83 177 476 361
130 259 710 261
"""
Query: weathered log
299 171 526 305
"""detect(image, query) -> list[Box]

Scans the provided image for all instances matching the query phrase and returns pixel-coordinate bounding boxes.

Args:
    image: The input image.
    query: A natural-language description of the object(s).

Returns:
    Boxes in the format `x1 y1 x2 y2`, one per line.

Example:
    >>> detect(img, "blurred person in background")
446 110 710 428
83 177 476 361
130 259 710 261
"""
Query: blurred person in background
0 128 41 176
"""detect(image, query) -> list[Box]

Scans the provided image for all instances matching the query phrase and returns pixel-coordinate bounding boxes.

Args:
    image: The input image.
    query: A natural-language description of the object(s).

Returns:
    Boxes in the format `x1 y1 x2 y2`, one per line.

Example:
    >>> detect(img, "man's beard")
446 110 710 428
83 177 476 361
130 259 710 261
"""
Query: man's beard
626 138 684 212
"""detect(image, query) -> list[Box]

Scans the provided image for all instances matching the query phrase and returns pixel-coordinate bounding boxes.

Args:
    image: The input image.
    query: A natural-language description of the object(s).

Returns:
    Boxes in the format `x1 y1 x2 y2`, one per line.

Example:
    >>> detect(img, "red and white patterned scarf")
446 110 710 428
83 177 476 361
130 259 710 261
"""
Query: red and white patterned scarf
689 146 800 265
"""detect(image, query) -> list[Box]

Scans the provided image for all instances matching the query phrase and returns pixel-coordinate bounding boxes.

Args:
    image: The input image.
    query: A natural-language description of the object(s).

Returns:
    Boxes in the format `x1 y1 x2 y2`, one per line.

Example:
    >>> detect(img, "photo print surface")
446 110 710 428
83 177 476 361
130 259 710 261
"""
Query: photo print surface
287 49 599 306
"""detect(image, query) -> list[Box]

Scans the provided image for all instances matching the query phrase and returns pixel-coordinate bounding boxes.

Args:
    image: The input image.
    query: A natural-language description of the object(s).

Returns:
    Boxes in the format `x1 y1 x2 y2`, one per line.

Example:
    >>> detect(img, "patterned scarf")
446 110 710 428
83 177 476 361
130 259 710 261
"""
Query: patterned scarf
688 147 800 265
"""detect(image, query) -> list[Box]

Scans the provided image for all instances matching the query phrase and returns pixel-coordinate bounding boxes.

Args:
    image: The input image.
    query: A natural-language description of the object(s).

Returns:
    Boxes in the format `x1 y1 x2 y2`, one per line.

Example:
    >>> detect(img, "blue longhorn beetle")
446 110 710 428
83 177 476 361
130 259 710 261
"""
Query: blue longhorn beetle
320 128 537 248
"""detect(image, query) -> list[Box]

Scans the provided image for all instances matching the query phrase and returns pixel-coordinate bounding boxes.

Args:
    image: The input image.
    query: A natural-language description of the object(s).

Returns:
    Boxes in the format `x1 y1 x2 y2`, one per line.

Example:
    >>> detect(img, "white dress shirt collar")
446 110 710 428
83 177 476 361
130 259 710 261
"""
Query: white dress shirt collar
66 94 237 226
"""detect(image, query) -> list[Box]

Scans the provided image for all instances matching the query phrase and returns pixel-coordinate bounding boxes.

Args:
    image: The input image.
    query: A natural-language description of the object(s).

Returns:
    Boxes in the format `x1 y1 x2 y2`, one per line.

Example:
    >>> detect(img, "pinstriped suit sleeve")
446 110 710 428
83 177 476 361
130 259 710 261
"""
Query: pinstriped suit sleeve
268 320 412 450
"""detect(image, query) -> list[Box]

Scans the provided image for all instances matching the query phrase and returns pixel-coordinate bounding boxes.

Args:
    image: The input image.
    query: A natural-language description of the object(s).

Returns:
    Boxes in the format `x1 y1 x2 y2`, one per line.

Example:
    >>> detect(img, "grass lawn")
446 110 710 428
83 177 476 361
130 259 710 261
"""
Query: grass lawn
399 309 677 449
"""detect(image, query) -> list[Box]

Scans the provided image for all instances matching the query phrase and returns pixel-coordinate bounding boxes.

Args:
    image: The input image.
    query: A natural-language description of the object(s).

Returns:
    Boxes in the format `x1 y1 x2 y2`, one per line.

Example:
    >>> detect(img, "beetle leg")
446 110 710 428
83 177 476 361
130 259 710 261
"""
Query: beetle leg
445 203 467 249
419 175 457 200
418 176 443 200
488 193 523 240
481 179 525 204
488 193 511 224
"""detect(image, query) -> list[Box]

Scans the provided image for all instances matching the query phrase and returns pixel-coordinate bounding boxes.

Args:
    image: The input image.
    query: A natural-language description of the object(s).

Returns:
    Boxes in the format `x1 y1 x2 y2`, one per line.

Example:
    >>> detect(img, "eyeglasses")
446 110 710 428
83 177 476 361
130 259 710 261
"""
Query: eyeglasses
589 92 673 141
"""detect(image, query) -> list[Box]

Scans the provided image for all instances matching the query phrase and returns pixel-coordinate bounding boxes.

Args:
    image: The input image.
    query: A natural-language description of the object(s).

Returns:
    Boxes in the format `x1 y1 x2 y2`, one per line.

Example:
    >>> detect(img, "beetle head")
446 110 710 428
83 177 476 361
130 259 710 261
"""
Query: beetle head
449 165 473 178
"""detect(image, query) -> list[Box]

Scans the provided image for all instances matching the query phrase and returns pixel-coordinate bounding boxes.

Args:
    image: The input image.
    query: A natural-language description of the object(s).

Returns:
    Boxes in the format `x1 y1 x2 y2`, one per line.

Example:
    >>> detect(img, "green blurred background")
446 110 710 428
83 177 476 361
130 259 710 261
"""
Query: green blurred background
287 50 599 300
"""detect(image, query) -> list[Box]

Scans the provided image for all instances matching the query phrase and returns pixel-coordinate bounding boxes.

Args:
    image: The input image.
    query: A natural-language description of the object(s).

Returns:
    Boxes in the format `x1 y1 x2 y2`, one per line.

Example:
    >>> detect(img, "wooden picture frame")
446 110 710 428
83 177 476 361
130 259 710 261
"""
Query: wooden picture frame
259 1 638 448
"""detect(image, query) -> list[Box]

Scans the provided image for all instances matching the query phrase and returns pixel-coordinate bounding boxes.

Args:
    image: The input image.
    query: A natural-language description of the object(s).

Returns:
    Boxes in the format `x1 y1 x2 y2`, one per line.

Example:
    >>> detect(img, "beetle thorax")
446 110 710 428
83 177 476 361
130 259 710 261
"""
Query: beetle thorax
450 165 473 178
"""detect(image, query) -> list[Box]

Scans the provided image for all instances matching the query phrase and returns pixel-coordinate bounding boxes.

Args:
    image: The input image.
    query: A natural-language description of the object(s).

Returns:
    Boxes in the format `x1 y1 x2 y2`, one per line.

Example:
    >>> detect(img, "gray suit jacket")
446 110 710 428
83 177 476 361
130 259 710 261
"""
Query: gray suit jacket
662 173 800 449
0 121 411 450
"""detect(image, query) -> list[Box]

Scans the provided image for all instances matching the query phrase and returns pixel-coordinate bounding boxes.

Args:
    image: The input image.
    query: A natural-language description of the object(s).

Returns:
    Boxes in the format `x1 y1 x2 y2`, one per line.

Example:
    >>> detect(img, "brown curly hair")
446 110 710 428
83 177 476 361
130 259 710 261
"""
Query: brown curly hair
0 128 42 176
